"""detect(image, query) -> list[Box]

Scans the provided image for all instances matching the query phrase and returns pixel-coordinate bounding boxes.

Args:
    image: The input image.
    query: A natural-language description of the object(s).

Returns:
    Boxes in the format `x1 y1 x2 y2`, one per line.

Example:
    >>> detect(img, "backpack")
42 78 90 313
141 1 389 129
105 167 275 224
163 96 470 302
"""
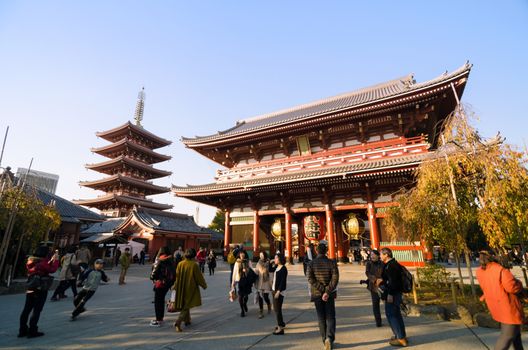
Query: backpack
227 252 236 265
401 264 413 293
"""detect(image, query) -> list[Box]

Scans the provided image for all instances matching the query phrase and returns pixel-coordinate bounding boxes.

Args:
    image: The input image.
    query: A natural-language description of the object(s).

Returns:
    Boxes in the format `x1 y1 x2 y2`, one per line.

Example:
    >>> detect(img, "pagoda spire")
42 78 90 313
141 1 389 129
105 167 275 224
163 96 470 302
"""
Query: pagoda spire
134 87 146 127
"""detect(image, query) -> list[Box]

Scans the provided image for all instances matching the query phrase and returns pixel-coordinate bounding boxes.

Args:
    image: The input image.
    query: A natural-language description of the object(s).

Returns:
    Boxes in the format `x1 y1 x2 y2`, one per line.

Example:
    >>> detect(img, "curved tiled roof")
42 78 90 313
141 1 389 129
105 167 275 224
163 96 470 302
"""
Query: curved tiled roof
79 174 170 194
173 152 427 196
182 63 471 146
91 138 171 164
74 193 173 211
96 121 172 149
85 155 172 179
33 188 105 222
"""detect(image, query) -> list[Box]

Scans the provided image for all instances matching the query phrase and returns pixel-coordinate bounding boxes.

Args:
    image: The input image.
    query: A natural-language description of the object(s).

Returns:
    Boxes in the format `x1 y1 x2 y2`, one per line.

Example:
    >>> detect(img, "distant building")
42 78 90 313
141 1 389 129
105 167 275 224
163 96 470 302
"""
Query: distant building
16 168 59 194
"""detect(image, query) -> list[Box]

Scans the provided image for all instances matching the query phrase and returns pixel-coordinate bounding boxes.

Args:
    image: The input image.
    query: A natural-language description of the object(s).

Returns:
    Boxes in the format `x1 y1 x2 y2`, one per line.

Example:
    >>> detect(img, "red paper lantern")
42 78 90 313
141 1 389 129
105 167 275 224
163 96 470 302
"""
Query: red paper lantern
303 215 325 241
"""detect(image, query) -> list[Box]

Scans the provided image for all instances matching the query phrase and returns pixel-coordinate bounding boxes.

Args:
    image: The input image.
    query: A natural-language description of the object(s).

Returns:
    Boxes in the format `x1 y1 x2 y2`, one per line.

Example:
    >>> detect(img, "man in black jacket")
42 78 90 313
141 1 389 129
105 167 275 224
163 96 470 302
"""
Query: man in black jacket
365 250 384 327
307 240 339 350
380 247 408 347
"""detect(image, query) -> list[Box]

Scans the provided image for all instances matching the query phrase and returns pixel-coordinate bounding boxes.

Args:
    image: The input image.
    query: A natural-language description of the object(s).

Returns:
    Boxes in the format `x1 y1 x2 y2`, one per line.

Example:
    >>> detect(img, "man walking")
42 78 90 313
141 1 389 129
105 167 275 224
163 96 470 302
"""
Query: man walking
379 247 408 347
119 248 131 285
307 240 339 350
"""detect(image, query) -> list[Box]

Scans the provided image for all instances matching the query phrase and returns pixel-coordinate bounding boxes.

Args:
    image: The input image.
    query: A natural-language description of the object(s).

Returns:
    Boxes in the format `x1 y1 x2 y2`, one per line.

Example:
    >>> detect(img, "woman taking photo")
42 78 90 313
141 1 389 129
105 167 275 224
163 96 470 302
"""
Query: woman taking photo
476 251 524 350
271 253 287 335
19 246 59 338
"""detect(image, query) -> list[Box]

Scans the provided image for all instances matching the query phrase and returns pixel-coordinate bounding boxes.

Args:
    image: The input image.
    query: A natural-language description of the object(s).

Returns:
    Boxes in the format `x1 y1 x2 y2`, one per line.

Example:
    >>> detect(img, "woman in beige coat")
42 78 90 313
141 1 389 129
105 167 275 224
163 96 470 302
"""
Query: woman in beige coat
255 251 272 318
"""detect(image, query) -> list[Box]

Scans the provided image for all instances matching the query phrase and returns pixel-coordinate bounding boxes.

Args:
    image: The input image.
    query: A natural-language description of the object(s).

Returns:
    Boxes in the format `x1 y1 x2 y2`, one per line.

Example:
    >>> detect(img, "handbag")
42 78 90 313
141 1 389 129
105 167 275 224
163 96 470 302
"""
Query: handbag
167 290 177 313
229 288 237 302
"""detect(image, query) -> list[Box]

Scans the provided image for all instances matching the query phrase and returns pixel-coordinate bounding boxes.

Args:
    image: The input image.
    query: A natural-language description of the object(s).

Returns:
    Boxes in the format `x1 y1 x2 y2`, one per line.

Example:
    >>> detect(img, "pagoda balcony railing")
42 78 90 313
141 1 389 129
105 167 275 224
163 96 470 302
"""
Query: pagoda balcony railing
215 135 429 182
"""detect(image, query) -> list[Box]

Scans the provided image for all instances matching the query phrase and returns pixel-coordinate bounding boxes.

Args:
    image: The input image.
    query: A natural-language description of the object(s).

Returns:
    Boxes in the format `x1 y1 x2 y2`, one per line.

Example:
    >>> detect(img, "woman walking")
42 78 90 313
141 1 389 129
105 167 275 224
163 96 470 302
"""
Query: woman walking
206 250 216 276
150 246 176 327
172 248 207 332
50 246 78 301
255 251 272 318
232 250 255 317
476 251 524 350
19 246 59 338
271 253 288 335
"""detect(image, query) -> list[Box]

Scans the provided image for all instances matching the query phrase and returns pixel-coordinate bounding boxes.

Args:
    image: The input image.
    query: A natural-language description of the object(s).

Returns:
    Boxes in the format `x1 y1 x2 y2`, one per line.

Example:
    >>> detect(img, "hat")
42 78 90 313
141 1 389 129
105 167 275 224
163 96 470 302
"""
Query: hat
94 259 104 264
319 240 328 246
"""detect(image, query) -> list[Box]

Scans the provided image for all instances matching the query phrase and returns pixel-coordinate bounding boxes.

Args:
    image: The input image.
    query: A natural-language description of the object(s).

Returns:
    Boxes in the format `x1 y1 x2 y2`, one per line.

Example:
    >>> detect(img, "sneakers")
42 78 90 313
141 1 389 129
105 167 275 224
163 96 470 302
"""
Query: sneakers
150 320 161 327
389 338 408 347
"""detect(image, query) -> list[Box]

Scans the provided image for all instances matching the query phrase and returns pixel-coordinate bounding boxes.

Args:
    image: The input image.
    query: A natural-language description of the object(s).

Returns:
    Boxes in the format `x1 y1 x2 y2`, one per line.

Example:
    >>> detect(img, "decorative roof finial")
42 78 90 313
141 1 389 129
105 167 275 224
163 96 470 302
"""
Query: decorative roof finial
134 87 146 126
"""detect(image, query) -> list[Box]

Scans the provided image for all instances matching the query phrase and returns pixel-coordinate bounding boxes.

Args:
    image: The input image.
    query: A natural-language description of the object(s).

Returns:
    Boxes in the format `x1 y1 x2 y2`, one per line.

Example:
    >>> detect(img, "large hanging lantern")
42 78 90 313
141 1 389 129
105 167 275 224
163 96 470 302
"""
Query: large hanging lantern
271 218 283 241
341 213 366 240
303 215 325 241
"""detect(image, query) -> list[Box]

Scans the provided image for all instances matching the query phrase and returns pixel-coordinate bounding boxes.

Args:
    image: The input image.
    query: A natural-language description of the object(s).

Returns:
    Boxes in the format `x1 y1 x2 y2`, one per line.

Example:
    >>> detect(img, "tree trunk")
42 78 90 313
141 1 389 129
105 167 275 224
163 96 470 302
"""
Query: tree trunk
464 248 477 299
455 252 464 290
10 232 26 281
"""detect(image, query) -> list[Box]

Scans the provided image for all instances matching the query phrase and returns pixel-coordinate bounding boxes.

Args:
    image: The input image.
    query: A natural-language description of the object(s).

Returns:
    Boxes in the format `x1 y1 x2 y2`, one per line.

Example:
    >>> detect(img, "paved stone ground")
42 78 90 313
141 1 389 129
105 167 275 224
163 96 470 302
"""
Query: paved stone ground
0 262 524 350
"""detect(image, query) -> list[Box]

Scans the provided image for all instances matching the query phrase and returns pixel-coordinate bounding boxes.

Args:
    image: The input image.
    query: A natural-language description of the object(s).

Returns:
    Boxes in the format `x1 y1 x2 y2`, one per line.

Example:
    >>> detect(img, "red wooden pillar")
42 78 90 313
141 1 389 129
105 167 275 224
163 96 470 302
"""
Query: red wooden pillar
366 184 380 250
224 210 231 258
325 204 336 260
284 208 293 264
253 210 260 261
336 215 346 263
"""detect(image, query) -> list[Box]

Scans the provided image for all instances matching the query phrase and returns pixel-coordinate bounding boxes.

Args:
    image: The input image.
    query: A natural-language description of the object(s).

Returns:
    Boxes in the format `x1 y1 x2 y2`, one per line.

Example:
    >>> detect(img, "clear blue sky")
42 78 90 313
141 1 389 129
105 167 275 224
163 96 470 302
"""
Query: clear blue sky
1 1 527 226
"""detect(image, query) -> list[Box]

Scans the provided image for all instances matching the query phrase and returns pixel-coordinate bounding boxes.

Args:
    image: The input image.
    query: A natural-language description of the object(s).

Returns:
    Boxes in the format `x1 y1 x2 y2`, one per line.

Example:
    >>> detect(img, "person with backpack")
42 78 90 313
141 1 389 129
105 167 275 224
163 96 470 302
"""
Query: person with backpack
19 246 59 338
477 251 524 350
232 250 256 317
150 246 176 327
379 247 408 347
307 240 339 349
227 247 237 283
50 246 79 301
71 259 109 320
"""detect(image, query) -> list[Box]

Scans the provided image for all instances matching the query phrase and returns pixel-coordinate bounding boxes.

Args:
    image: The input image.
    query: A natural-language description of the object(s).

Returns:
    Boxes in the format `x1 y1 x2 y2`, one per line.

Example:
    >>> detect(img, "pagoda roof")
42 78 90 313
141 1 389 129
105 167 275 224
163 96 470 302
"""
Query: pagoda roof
173 152 427 197
96 121 172 149
85 155 172 179
91 138 171 164
182 62 471 147
74 194 173 211
79 174 170 195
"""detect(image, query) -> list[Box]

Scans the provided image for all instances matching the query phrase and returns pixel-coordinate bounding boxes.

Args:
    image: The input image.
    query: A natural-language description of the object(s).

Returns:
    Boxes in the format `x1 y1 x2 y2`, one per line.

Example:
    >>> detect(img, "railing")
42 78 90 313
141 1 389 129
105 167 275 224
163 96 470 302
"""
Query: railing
216 135 428 182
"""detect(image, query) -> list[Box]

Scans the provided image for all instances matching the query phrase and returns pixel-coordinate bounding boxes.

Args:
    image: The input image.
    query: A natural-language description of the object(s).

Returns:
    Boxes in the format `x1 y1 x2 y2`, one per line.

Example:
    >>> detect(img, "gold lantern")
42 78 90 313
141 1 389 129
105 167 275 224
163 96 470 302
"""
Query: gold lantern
341 213 365 240
271 218 283 241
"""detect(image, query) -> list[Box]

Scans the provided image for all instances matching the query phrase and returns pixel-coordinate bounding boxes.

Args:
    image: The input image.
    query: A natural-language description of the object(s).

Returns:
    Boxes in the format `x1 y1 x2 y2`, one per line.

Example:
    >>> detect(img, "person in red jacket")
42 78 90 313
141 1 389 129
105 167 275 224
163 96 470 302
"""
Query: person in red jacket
476 251 524 350
196 247 207 274
19 246 59 338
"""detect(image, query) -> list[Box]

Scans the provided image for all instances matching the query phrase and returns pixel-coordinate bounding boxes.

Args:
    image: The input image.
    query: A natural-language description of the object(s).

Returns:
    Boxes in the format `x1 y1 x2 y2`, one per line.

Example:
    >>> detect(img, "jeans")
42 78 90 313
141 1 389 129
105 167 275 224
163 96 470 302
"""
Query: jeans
19 290 48 334
72 289 95 317
199 262 205 273
154 285 170 321
385 293 406 339
273 294 285 327
495 323 523 350
314 296 336 343
370 291 382 326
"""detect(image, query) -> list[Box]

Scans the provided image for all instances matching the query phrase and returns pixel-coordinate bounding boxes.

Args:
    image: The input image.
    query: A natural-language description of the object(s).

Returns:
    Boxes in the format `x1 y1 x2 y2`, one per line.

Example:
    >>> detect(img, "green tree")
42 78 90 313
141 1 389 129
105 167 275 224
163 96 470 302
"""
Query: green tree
208 209 225 234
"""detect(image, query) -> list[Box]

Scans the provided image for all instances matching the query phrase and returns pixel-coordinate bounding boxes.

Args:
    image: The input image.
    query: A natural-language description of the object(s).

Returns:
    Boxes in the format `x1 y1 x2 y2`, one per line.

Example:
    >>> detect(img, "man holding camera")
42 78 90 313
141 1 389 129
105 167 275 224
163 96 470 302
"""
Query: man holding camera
307 240 339 350
365 250 384 327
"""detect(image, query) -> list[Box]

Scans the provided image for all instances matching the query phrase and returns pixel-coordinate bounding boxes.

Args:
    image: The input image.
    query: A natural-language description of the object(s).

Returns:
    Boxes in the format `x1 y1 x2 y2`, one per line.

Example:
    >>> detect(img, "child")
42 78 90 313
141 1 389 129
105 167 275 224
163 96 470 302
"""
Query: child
71 259 109 320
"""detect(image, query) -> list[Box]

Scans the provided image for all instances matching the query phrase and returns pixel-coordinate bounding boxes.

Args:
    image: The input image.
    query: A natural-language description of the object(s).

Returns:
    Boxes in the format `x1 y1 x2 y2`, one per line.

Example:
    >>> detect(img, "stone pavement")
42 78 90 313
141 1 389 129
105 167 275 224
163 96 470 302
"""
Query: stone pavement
0 262 524 350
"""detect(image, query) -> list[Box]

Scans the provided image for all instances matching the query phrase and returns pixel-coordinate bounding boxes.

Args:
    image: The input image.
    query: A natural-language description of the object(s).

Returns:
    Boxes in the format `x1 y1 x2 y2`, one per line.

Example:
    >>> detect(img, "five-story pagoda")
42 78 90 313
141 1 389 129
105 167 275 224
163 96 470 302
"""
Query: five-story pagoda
75 89 173 217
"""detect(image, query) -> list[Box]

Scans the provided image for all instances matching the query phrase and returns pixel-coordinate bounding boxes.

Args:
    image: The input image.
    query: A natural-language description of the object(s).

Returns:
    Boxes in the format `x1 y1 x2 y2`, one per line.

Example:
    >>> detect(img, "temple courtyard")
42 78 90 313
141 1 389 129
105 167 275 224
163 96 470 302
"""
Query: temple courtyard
0 262 524 350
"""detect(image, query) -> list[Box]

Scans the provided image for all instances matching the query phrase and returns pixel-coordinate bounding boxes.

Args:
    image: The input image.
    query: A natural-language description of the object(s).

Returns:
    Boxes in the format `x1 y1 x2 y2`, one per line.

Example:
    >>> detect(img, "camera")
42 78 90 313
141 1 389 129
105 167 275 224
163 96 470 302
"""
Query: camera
359 279 368 285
